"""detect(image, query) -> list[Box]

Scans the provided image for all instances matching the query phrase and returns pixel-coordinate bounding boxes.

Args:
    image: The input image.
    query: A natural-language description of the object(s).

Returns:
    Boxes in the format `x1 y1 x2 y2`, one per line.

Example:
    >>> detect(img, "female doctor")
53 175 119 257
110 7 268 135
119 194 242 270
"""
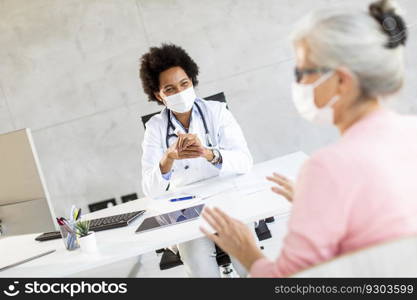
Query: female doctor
139 44 253 277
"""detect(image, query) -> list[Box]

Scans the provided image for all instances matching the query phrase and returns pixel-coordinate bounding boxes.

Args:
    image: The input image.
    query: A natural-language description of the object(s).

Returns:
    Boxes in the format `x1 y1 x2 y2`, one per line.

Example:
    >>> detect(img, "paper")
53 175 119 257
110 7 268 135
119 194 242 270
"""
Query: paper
178 178 236 199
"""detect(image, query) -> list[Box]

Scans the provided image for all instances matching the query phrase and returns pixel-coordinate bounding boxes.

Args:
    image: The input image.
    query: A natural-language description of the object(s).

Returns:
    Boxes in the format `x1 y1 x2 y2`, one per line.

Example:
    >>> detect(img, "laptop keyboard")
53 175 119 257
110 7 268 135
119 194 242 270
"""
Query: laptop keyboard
90 211 143 228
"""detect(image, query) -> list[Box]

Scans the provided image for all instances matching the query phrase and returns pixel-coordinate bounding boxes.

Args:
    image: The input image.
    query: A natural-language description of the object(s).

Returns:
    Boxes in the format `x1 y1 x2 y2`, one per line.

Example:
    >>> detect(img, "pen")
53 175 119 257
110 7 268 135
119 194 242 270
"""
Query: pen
70 205 76 222
60 218 76 234
75 208 81 221
170 196 196 202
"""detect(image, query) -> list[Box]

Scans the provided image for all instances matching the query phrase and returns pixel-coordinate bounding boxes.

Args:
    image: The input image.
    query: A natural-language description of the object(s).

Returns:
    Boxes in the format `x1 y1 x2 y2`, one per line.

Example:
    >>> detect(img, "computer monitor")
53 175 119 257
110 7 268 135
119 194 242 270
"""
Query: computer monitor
0 128 56 236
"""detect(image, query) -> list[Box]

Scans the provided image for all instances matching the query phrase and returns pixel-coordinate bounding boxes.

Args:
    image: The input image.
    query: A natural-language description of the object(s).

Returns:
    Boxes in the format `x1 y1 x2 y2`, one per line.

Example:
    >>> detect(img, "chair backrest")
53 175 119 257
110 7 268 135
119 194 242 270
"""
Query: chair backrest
141 111 160 129
88 198 117 213
292 234 417 277
203 92 227 104
140 92 227 129
121 193 138 203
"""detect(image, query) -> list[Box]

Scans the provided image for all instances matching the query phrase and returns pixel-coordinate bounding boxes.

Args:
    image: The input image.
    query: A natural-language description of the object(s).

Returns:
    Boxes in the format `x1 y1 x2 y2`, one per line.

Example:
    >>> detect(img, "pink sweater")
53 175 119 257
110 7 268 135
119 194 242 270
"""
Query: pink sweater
250 108 417 277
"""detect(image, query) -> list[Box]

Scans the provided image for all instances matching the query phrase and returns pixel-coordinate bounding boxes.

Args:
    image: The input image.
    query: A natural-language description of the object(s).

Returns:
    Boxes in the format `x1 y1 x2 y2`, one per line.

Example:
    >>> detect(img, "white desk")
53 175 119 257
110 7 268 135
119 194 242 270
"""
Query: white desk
0 151 308 277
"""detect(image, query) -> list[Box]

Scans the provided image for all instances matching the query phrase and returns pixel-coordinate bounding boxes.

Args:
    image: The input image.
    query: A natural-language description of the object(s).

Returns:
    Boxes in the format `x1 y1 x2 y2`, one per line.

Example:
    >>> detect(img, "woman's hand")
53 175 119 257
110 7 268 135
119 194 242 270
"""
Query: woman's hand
266 172 295 202
200 207 264 271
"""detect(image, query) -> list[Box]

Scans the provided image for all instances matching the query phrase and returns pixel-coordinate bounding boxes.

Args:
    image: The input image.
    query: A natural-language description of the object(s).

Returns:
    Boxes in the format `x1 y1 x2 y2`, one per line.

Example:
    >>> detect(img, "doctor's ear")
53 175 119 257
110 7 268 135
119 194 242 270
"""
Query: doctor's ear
153 91 165 105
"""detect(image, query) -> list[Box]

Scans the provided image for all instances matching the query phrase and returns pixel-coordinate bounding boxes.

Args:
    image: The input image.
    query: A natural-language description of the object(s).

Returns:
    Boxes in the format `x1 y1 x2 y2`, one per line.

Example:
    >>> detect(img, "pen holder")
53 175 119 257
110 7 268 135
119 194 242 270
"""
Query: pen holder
59 222 79 251
79 231 98 254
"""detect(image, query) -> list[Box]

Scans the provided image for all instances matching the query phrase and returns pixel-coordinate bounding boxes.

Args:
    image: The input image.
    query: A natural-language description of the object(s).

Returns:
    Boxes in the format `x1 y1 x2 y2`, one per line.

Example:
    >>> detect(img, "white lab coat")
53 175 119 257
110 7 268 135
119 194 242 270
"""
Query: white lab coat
141 98 253 197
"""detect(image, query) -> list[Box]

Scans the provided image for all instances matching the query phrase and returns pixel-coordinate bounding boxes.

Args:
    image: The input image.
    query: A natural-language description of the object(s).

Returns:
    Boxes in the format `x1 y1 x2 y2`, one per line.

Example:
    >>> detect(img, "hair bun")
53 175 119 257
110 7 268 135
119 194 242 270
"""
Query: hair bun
369 0 407 48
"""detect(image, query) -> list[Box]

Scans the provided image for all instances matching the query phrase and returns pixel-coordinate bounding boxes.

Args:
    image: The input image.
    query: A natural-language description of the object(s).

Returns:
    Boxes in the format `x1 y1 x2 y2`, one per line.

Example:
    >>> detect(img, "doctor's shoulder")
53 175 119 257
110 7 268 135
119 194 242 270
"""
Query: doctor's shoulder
142 109 167 143
198 98 227 118
144 109 168 129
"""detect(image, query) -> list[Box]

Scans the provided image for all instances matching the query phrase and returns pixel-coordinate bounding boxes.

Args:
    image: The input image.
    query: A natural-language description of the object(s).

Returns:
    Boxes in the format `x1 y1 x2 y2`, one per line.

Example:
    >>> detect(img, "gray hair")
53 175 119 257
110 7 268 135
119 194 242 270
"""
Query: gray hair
291 0 407 99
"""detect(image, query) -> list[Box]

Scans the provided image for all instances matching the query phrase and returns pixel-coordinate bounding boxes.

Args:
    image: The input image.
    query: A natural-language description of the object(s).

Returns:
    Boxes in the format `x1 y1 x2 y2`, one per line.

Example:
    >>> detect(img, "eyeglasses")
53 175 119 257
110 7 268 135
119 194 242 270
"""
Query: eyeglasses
294 67 332 83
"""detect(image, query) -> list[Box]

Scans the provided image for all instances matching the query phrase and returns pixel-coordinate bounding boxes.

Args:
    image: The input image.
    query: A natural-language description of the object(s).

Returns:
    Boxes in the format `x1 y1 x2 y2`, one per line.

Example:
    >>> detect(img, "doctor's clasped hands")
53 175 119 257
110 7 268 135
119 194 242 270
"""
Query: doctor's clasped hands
160 133 215 174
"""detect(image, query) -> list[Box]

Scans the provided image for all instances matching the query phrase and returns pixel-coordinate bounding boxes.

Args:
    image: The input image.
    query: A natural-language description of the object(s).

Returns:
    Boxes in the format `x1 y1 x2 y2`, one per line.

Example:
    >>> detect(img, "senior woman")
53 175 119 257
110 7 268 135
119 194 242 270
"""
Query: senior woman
201 0 417 277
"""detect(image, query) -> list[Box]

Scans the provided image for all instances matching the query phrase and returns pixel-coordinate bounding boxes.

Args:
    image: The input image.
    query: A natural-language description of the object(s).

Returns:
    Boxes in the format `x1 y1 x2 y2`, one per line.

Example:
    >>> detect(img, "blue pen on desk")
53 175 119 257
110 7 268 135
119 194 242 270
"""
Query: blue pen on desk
170 196 196 202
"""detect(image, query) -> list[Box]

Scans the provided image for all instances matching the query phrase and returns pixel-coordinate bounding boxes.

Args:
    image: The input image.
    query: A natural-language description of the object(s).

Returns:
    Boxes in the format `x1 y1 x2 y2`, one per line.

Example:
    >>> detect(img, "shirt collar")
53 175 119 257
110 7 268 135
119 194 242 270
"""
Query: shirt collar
169 99 203 134
342 107 392 138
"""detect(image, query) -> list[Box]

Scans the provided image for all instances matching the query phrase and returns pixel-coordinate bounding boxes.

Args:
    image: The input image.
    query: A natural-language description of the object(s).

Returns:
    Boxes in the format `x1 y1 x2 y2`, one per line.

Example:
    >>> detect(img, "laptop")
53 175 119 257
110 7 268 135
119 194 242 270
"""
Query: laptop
135 204 204 234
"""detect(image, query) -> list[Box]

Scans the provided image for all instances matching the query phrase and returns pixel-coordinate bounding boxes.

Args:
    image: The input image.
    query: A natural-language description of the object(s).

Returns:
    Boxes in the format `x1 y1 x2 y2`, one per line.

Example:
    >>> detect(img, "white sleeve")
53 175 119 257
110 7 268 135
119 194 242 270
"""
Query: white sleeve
141 119 170 197
217 105 253 174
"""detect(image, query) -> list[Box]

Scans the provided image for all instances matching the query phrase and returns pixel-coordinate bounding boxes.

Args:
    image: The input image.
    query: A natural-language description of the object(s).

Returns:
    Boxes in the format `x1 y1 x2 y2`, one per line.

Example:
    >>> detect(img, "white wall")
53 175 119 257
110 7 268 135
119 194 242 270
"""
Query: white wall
1 0 416 216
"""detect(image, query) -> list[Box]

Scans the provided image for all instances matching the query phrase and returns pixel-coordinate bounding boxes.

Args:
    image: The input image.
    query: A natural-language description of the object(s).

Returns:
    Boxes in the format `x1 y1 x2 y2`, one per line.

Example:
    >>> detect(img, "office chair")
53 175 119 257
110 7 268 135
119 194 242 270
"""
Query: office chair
88 194 138 214
88 198 117 212
293 234 417 277
121 193 138 203
255 219 272 241
214 244 234 277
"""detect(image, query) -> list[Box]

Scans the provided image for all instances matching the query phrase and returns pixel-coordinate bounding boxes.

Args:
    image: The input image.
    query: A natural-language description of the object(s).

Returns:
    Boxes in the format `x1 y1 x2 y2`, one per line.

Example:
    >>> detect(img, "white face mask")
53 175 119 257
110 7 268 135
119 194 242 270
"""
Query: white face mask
292 72 340 125
163 86 197 113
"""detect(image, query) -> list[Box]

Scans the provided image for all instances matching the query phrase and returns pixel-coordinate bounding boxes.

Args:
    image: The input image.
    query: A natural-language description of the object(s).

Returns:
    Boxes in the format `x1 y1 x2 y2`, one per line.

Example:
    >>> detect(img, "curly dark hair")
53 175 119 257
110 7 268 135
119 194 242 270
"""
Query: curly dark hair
139 44 199 104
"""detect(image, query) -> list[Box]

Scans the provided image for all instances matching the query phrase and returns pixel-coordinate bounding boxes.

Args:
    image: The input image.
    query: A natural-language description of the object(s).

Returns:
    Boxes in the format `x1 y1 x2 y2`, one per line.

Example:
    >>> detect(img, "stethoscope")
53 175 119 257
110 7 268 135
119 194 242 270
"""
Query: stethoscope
165 102 214 149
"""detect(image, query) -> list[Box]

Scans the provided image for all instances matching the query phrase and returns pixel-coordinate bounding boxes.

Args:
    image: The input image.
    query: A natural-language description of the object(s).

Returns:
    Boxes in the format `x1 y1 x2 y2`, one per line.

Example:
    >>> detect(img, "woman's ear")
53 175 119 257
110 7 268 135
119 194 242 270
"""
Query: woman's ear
336 68 361 101
336 68 352 95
